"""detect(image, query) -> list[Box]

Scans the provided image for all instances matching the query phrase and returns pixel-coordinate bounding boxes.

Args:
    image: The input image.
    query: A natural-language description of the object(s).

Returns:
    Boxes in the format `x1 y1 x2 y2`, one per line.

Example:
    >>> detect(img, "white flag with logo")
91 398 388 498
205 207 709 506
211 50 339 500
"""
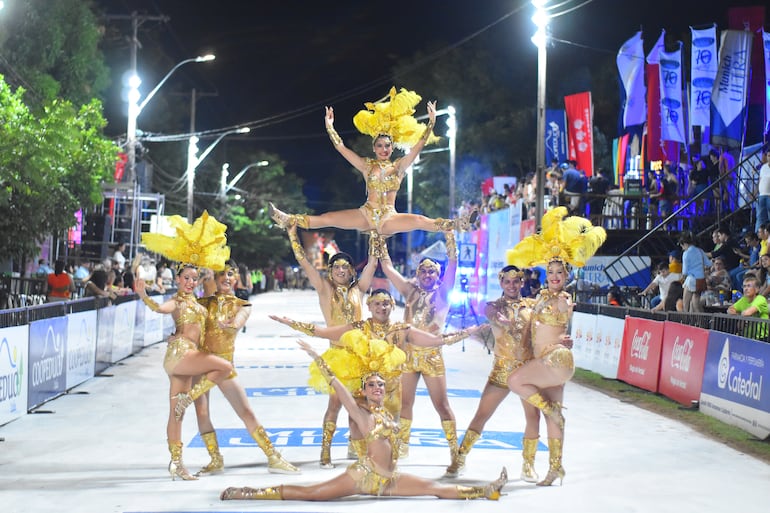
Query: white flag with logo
710 30 753 149
763 30 770 134
617 31 646 128
689 24 719 130
659 42 686 143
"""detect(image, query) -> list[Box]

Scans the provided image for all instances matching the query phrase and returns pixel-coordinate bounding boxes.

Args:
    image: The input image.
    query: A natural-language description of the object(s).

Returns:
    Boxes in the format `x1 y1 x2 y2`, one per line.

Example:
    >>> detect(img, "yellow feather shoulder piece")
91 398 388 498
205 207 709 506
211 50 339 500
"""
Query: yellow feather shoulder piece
353 87 440 149
141 210 230 271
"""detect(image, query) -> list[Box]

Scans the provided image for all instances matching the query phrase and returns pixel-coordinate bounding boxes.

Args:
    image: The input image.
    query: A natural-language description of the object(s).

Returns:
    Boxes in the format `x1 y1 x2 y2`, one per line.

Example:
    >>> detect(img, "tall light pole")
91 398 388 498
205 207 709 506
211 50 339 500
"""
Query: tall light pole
221 160 269 198
126 54 215 186
532 1 549 229
186 127 250 221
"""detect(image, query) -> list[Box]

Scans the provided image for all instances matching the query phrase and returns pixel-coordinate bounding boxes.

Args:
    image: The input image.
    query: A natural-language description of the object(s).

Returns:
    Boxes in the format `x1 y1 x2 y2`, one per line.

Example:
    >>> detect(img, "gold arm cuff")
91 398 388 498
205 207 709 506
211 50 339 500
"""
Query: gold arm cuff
141 294 161 312
327 127 343 146
314 356 336 384
442 328 471 346
445 231 457 259
290 320 316 336
289 231 305 262
420 120 435 142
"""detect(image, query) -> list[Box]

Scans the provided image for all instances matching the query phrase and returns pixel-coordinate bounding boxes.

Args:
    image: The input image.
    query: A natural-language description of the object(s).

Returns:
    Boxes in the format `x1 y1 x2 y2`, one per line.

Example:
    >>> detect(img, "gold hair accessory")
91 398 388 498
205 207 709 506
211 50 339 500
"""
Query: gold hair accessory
417 259 442 274
498 269 524 281
142 211 230 271
352 87 440 150
307 329 406 393
367 291 395 306
506 207 606 268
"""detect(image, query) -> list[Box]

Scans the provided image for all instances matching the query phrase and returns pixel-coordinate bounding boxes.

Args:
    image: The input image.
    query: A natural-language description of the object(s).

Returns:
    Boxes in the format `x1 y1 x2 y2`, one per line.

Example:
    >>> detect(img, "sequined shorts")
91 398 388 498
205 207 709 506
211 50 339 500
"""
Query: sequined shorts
487 355 526 388
163 336 198 375
541 344 575 376
359 202 396 232
403 345 445 377
346 458 398 496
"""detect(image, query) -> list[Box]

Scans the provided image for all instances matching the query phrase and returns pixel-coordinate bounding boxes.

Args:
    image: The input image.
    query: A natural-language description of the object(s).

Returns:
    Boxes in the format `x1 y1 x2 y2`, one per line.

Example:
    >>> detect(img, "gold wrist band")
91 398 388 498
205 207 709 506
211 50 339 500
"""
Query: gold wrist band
289 231 305 262
327 127 342 146
290 320 316 336
445 231 457 259
315 356 335 384
141 294 161 312
442 328 471 346
420 120 435 142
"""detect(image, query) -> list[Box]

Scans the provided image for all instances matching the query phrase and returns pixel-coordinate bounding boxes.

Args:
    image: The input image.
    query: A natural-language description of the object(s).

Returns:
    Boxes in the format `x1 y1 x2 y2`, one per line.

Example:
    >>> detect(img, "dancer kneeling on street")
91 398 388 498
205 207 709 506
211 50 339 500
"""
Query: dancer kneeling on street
220 339 507 501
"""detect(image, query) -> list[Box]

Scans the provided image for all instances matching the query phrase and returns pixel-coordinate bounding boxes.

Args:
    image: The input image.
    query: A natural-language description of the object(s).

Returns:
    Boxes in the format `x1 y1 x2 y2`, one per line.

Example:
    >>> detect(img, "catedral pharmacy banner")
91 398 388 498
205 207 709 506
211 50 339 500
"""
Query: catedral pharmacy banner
700 332 770 439
0 326 29 425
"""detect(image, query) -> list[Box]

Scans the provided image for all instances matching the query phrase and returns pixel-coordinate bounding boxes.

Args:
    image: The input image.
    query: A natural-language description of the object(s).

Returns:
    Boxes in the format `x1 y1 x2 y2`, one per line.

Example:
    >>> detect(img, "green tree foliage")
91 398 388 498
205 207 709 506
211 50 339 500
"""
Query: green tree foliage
0 0 110 108
0 77 118 264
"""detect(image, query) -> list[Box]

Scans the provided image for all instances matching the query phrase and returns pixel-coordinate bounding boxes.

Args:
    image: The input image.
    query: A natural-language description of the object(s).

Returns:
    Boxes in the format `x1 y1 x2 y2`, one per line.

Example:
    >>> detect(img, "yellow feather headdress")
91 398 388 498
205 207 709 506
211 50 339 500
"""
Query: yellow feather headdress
352 87 440 149
141 210 230 271
307 329 406 394
506 207 606 268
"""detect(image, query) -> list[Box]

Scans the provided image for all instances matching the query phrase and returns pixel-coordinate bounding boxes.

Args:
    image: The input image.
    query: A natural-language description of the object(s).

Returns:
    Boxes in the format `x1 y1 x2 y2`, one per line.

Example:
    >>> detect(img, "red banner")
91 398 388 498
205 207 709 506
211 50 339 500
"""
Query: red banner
617 317 665 392
564 91 594 177
657 322 709 406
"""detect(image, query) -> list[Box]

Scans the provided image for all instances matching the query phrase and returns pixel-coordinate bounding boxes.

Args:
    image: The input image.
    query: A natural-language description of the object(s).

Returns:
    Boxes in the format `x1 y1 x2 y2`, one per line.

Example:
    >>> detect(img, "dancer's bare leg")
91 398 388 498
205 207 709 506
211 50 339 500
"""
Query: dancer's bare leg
308 210 371 231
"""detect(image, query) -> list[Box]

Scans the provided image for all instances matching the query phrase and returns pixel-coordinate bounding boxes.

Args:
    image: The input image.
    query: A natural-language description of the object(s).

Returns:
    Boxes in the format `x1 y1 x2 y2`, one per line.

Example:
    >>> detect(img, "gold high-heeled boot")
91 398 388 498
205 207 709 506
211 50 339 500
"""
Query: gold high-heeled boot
220 485 283 500
173 376 218 421
442 419 459 462
456 467 507 500
168 440 197 481
525 392 565 430
444 428 480 477
196 431 224 476
398 418 412 458
320 421 335 469
537 437 565 486
432 209 479 232
251 426 300 474
520 437 539 483
268 202 309 230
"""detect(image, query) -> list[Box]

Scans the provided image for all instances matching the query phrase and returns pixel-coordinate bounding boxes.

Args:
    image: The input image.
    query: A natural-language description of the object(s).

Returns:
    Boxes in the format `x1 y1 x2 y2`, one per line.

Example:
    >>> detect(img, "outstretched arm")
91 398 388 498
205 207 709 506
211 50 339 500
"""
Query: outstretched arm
439 231 458 296
135 278 175 314
269 314 351 340
325 106 368 174
287 224 324 290
379 245 410 296
396 100 437 172
357 254 378 292
405 323 488 347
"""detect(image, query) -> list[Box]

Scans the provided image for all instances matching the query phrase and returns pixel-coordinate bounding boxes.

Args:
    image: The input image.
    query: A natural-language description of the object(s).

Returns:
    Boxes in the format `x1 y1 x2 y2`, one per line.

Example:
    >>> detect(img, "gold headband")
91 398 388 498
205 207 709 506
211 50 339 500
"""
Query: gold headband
498 269 524 281
417 259 441 273
329 258 352 269
367 292 394 305
361 371 386 388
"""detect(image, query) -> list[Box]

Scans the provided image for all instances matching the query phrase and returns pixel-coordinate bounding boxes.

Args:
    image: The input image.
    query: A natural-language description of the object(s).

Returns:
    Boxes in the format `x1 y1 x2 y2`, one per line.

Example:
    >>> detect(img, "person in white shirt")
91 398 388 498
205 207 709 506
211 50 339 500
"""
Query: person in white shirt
756 149 770 233
641 262 681 311
112 242 127 272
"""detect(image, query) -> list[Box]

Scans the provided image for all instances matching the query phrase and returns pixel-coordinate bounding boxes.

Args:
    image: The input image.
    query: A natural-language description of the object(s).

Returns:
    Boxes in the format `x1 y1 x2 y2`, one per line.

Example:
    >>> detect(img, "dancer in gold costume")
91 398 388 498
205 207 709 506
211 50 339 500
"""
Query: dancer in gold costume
137 212 235 481
191 260 299 476
285 224 376 468
505 207 606 486
270 289 486 429
379 234 459 461
220 340 507 501
268 87 477 237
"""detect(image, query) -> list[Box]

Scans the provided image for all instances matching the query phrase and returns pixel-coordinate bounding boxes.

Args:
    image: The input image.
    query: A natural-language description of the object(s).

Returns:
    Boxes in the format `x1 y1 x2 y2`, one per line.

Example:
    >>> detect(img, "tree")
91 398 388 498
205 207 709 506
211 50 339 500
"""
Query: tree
0 77 119 268
0 0 110 108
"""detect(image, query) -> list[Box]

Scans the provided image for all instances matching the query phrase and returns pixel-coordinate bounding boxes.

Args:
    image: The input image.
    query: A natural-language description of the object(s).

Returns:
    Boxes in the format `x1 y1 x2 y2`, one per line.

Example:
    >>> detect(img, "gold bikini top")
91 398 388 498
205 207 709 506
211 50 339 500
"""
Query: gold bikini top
173 292 207 335
365 158 403 195
364 405 400 446
533 290 571 327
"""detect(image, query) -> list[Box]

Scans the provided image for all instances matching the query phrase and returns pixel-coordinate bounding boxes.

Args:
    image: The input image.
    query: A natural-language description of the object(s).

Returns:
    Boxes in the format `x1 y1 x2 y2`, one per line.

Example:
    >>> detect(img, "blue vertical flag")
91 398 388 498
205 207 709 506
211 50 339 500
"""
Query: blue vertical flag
762 30 770 136
689 25 719 135
545 109 568 164
710 30 754 149
659 42 686 143
617 31 647 129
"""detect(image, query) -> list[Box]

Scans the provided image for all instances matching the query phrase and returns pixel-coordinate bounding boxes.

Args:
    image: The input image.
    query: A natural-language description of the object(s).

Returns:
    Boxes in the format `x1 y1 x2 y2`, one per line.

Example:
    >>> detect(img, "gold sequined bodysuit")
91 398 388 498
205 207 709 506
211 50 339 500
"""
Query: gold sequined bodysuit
358 158 404 232
402 284 448 377
198 293 250 362
345 404 401 495
326 283 363 346
531 290 574 374
163 292 207 375
487 296 535 387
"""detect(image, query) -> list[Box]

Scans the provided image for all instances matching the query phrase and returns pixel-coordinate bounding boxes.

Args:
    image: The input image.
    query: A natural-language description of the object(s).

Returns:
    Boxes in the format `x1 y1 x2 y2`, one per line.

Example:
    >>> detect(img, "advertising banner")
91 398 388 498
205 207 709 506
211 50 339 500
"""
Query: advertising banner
111 300 136 363
710 30 754 149
617 31 647 128
658 42 686 143
658 322 709 406
689 25 719 132
594 315 625 379
28 317 68 410
0 326 29 424
564 91 594 176
545 109 568 164
617 317 664 392
95 305 115 374
570 311 598 372
584 255 651 290
700 332 770 439
65 310 97 389
763 30 770 135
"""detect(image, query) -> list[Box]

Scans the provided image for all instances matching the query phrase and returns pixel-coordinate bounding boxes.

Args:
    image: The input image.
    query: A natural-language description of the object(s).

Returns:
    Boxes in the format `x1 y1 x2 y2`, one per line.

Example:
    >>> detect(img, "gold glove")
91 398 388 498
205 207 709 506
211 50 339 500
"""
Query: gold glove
420 120 435 143
445 231 457 260
442 328 471 346
327 127 342 146
290 320 316 336
288 230 305 262
141 294 161 312
314 356 336 384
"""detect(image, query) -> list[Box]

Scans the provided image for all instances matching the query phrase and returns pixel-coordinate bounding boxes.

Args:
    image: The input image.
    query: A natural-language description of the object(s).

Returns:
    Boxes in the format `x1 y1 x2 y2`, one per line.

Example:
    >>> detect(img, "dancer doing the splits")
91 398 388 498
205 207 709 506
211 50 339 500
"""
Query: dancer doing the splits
220 340 507 501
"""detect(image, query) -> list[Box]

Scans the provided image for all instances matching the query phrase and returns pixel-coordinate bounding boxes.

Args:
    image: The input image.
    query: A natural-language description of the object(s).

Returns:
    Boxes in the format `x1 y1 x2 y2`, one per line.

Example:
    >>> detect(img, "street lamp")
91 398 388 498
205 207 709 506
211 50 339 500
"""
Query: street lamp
531 0 549 229
126 54 215 185
220 160 269 198
186 127 250 221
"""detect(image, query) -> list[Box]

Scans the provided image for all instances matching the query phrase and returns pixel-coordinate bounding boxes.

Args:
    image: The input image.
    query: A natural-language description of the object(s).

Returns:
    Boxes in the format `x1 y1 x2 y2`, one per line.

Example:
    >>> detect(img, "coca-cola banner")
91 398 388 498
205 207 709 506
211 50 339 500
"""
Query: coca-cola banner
617 317 665 392
657 322 709 406
700 332 770 439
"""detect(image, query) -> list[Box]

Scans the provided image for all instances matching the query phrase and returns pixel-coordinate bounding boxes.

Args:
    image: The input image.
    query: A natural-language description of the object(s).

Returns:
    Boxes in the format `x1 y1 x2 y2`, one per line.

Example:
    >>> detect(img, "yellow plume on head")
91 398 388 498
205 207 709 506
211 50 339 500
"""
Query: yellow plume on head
141 210 230 271
353 87 440 149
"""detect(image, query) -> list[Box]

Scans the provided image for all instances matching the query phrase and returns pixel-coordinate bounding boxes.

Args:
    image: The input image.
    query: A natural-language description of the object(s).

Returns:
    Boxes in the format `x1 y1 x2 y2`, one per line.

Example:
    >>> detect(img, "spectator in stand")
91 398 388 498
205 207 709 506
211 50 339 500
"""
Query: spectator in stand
587 168 610 222
158 260 174 290
46 259 75 302
732 232 761 288
663 281 685 312
758 223 770 257
679 232 710 313
122 270 135 292
727 274 769 338
658 163 679 221
757 148 770 233
73 260 91 281
705 226 741 285
561 160 587 215
688 154 711 215
607 286 624 306
112 242 127 272
35 258 53 277
84 269 115 299
273 266 285 291
756 254 770 298
701 256 733 307
668 249 683 275
640 262 678 311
